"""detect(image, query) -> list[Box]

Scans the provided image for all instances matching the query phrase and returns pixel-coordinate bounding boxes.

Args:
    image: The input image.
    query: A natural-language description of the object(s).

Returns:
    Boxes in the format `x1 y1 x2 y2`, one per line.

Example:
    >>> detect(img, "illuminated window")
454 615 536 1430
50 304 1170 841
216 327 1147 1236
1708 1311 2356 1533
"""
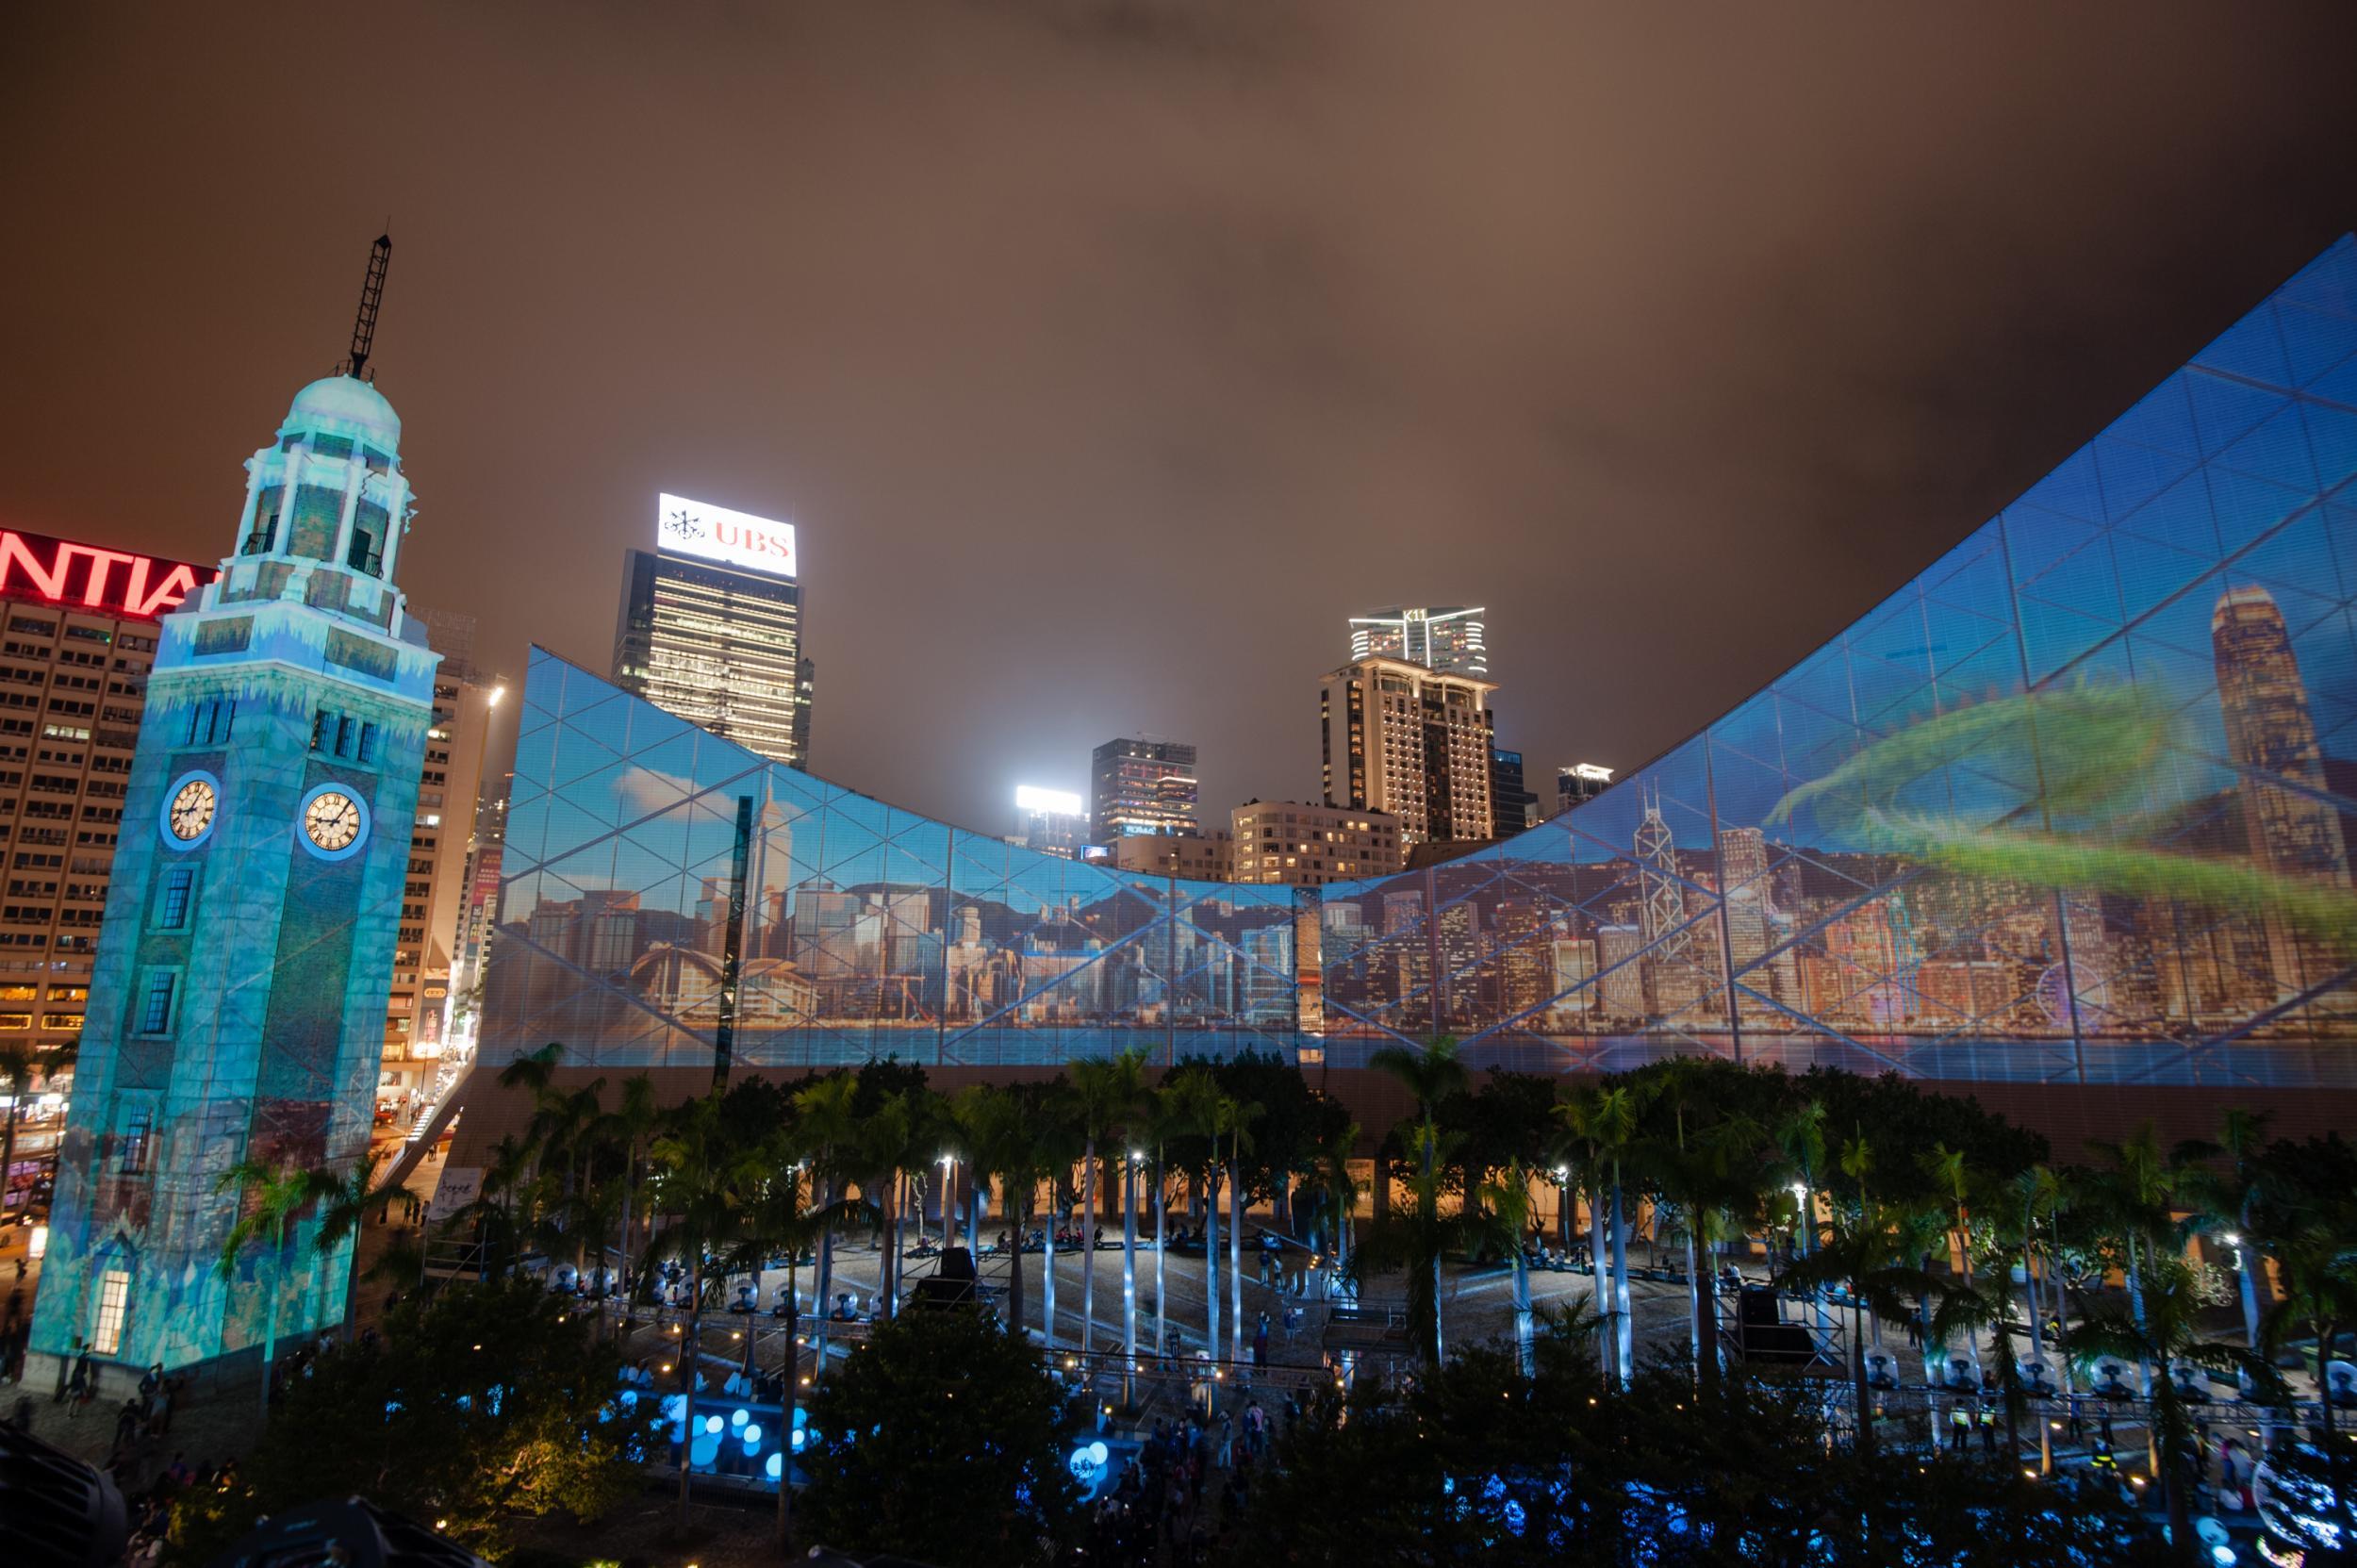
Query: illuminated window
118 1106 150 1174
0 1013 28 1031
91 1269 129 1356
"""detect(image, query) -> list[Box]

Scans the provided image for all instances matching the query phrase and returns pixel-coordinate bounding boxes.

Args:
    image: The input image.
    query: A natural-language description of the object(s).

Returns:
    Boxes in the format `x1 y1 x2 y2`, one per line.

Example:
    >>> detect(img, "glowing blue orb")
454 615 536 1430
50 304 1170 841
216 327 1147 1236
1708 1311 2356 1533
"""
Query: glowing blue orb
689 1433 720 1467
730 1408 748 1428
792 1406 809 1428
766 1452 783 1480
743 1424 764 1445
1088 1441 1109 1466
704 1414 724 1435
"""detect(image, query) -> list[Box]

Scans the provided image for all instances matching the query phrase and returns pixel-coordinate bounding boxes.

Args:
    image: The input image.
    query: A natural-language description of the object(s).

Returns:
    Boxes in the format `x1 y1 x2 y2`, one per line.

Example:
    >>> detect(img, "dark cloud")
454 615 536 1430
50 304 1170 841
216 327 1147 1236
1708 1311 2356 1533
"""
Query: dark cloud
2 3 2352 831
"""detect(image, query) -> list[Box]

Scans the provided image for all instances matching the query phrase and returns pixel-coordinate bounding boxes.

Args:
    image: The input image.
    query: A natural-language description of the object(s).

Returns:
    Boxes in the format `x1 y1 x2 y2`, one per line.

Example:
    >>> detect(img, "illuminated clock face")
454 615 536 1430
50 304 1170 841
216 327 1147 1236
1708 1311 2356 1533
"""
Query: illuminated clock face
303 790 363 852
167 777 216 842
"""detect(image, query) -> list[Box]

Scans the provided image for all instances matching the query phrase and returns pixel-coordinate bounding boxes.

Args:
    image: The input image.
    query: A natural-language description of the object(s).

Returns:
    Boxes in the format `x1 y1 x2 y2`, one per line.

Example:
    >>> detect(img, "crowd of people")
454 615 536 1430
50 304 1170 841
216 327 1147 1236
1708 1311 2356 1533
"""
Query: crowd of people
1078 1393 1309 1568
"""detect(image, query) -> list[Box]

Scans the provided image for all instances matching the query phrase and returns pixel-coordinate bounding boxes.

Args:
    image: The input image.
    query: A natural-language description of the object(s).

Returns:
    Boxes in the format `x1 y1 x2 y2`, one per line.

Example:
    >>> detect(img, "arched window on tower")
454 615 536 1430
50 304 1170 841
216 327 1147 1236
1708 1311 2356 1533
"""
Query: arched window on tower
244 485 285 554
347 501 388 576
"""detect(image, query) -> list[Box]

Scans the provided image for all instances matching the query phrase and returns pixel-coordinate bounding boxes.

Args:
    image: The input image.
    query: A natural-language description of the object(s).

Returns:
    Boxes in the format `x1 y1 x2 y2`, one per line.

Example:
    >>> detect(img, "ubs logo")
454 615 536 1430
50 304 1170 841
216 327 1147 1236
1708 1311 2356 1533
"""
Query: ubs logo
661 505 707 549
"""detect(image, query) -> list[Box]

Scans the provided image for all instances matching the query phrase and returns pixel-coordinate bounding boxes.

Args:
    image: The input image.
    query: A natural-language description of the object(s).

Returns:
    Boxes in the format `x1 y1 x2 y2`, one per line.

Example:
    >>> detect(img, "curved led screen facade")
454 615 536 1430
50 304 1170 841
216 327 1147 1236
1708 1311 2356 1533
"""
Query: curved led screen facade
486 235 2357 1089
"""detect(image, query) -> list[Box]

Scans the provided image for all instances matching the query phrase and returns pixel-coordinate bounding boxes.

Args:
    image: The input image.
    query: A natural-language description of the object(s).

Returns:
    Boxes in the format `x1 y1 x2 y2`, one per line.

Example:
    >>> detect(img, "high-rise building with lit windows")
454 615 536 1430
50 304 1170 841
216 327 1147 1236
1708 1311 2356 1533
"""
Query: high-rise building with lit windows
378 616 499 1114
1320 655 1496 846
0 528 213 1115
1089 737 1198 840
1347 605 1487 677
613 494 812 767
1231 801 1399 885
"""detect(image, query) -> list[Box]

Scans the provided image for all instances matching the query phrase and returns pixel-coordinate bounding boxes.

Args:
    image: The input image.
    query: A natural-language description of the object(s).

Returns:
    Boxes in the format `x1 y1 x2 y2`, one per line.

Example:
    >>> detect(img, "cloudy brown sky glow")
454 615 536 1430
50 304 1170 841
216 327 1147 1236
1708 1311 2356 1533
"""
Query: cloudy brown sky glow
5 4 2354 830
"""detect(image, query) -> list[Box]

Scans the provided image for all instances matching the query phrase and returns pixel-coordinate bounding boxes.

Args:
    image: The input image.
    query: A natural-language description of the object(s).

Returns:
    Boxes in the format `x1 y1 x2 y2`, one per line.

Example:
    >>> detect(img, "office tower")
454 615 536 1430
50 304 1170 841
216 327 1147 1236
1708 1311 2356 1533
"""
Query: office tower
1320 655 1496 846
376 620 500 1114
612 493 813 767
1089 737 1198 840
1346 605 1488 677
1014 785 1090 860
1230 801 1402 885
33 287 439 1375
0 528 212 1117
1107 831 1232 881
1558 762 1613 813
2213 583 2350 997
1489 745 1537 834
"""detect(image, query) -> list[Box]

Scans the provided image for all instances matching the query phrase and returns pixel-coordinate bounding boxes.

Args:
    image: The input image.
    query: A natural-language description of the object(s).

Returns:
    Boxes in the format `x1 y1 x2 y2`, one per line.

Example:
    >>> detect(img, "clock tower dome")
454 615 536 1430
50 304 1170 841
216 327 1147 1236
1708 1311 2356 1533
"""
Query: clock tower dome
31 239 440 1375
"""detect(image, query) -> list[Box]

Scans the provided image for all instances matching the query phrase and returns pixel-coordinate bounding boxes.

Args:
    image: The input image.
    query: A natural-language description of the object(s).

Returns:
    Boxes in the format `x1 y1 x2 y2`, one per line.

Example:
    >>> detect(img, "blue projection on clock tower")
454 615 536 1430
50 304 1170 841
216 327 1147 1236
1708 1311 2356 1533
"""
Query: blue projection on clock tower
31 245 437 1373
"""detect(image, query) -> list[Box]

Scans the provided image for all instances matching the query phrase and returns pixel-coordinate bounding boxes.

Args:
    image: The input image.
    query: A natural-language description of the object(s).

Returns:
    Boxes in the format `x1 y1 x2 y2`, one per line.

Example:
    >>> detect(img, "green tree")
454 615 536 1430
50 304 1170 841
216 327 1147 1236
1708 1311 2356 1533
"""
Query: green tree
167 1279 657 1564
638 1090 763 1530
214 1155 325 1413
307 1146 422 1345
799 1305 1080 1567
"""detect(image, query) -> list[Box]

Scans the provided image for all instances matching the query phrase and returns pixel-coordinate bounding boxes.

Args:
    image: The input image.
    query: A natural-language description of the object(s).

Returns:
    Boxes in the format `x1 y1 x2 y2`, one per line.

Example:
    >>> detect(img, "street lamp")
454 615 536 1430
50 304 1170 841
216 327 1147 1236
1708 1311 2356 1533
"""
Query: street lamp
939 1153 958 1249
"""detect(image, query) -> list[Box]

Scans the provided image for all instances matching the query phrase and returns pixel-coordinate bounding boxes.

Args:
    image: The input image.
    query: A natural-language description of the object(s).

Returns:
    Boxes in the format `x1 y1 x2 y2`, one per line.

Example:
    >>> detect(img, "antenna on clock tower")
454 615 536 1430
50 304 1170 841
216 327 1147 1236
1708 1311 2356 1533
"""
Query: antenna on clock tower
344 232 392 382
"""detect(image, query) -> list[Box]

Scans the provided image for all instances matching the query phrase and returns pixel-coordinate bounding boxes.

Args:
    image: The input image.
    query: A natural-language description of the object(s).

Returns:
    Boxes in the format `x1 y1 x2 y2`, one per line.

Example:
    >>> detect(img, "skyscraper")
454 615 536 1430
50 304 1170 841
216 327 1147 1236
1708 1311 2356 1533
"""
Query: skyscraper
1489 745 1537 834
1557 763 1613 813
613 493 812 767
1320 655 1496 845
1347 605 1488 677
33 276 438 1375
1089 736 1198 840
2212 583 2350 998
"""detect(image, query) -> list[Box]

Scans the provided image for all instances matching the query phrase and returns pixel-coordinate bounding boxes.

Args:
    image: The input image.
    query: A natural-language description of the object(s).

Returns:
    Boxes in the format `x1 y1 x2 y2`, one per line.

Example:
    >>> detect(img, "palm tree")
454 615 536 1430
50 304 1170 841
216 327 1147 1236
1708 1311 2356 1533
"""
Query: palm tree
1479 1161 1543 1377
961 1081 1068 1346
1350 1122 1493 1366
1215 1090 1262 1365
1070 1048 1149 1362
307 1146 422 1345
1558 1081 1647 1384
1640 1064 1766 1388
852 1090 919 1319
1161 1068 1229 1365
1367 1035 1468 1169
726 1125 867 1549
1783 1197 1948 1461
640 1091 760 1531
598 1074 659 1310
1142 1088 1182 1357
2073 1248 2282 1562
2264 1220 2357 1554
2172 1109 2274 1367
793 1074 862 1365
1306 1118 1362 1277
1921 1141 1982 1382
214 1156 325 1414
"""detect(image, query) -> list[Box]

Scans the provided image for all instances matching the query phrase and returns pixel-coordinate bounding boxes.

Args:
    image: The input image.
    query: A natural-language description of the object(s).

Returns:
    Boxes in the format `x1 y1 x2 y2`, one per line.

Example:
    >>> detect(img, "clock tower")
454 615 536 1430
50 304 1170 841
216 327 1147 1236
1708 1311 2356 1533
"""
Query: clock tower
31 240 440 1375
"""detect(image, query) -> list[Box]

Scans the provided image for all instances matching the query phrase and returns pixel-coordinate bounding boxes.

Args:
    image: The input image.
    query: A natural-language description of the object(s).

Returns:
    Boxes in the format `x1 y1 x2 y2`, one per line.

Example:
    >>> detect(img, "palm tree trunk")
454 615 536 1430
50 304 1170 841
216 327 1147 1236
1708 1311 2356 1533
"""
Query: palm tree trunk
774 1294 799 1546
1589 1181 1609 1379
1609 1176 1632 1385
1688 1219 1718 1385
1122 1156 1137 1408
1205 1168 1221 1376
1511 1250 1533 1379
1852 1297 1875 1459
1005 1181 1028 1341
1043 1180 1058 1351
1080 1137 1097 1357
678 1254 701 1531
1154 1154 1168 1355
1227 1155 1244 1365
884 1172 901 1319
813 1180 836 1368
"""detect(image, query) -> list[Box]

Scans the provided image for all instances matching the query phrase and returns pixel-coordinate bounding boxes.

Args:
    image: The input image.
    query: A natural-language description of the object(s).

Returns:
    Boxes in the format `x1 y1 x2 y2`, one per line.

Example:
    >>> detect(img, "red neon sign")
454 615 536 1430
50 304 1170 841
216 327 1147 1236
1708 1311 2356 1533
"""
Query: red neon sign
0 529 214 621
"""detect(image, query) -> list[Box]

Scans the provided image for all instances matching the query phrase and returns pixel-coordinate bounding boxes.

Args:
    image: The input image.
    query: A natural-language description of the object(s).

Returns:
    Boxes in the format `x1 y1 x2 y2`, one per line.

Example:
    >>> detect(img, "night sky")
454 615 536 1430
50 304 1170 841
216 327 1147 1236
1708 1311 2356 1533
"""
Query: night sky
5 5 2354 834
